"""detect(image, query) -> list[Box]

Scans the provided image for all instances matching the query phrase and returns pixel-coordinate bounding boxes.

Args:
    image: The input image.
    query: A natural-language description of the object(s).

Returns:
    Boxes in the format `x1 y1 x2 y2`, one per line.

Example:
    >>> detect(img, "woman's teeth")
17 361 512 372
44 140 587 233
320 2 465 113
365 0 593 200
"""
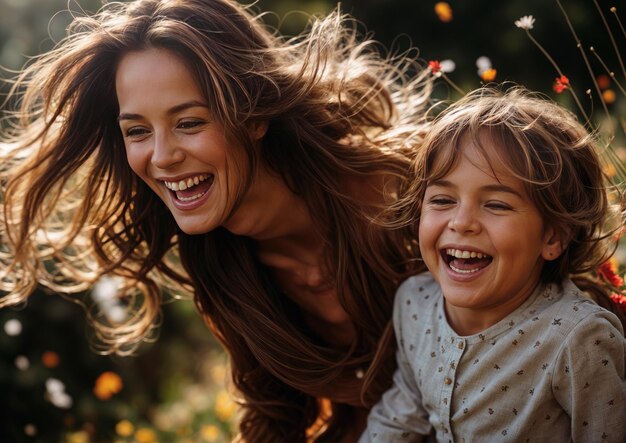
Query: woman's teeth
163 174 210 191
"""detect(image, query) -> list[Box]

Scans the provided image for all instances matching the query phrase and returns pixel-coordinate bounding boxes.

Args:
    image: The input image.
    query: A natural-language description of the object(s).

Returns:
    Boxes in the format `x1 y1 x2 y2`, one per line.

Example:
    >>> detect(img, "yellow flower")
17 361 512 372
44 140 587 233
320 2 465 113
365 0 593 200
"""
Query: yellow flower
215 390 237 421
200 425 221 442
65 431 89 443
435 2 453 22
93 371 123 400
604 162 617 178
134 428 157 443
481 68 497 82
116 420 134 437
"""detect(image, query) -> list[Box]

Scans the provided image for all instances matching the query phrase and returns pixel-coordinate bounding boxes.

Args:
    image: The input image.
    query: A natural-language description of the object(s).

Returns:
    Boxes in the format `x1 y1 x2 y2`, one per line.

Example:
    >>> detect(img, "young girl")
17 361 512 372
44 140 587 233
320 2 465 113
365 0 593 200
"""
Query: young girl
0 0 431 441
361 87 626 442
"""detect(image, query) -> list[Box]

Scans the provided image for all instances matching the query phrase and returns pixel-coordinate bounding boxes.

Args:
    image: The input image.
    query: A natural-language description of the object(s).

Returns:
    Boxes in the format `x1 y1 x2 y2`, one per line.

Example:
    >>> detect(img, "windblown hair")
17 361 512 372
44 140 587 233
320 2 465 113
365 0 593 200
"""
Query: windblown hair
0 0 431 441
395 86 626 327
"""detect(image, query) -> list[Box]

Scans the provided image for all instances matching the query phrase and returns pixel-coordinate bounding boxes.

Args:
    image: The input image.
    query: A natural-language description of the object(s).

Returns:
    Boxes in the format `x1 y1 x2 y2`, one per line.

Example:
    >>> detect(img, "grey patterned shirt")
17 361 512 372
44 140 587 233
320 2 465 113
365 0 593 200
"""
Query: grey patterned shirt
361 273 626 443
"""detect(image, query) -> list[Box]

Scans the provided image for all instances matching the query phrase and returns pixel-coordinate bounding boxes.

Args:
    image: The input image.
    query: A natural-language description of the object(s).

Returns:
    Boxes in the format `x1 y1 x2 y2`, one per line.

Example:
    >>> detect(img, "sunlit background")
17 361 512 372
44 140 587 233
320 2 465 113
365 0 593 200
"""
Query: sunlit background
1 1 625 442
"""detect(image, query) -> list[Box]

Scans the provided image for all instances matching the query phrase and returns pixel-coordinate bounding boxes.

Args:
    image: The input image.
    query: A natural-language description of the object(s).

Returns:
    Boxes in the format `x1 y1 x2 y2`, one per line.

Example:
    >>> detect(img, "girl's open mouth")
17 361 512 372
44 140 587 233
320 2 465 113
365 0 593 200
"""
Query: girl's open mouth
441 248 493 274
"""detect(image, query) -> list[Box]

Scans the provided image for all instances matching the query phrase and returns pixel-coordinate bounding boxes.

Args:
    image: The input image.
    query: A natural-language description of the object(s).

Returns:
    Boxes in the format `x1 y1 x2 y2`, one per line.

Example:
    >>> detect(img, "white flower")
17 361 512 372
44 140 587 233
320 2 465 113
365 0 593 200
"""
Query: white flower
46 378 73 409
92 275 128 323
476 56 492 76
515 15 535 30
46 378 65 394
92 275 120 302
4 318 22 336
440 59 456 73
15 355 29 370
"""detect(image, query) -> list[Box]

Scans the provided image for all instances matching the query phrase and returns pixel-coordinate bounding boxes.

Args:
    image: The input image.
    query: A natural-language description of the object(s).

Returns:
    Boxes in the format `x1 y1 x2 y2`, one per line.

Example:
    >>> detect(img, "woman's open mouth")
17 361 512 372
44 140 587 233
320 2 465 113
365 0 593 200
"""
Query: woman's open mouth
441 248 493 274
163 173 214 202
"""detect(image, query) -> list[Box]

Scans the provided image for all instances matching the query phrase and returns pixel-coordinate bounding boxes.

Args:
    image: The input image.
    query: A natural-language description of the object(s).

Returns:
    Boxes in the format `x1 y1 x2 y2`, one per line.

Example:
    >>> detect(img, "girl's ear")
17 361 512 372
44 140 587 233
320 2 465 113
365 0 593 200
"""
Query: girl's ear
541 225 570 261
248 120 269 141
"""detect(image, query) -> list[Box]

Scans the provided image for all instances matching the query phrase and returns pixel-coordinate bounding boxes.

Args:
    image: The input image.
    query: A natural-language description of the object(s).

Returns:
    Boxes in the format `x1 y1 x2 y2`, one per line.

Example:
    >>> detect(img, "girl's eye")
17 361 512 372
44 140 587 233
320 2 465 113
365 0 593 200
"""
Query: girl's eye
485 202 513 211
429 197 455 206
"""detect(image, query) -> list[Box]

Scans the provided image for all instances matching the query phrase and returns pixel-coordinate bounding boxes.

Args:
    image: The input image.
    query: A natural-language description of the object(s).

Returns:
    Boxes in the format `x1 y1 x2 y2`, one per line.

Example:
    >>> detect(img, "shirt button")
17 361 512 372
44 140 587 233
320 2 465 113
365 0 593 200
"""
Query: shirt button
444 377 452 385
458 341 465 350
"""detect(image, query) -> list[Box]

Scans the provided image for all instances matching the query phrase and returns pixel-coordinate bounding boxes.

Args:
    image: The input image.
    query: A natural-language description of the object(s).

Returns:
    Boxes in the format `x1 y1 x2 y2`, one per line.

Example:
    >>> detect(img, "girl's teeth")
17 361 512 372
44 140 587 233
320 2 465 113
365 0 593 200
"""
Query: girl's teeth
446 248 488 259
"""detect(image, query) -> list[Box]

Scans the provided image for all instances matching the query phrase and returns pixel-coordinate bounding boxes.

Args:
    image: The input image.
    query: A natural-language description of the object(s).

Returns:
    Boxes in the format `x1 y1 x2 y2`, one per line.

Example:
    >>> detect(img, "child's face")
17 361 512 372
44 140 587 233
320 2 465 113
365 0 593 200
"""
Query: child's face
418 137 558 334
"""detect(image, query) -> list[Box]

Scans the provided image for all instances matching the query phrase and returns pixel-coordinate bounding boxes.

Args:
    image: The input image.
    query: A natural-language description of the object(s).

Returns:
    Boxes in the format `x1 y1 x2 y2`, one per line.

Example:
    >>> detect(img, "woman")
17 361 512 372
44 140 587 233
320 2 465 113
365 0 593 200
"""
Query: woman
0 0 430 440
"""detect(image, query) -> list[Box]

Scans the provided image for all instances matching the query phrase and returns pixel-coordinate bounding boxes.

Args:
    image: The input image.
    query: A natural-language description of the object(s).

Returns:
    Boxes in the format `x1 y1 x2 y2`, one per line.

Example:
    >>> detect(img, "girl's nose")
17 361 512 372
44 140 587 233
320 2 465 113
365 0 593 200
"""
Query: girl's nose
448 205 481 234
151 132 185 169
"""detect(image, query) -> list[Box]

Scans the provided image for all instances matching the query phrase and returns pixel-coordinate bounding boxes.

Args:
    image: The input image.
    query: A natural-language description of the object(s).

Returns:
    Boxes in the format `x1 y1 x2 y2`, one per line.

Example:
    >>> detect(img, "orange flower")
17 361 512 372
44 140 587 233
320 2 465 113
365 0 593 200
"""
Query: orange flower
553 75 570 93
434 2 453 23
481 68 497 82
602 89 616 104
42 351 60 368
93 371 123 400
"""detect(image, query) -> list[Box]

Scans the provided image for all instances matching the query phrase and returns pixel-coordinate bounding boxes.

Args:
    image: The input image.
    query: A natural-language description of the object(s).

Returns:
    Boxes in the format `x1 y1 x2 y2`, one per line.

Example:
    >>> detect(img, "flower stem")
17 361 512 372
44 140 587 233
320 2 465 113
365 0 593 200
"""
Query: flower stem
589 47 626 97
440 73 465 96
525 29 588 121
555 0 611 129
593 0 626 81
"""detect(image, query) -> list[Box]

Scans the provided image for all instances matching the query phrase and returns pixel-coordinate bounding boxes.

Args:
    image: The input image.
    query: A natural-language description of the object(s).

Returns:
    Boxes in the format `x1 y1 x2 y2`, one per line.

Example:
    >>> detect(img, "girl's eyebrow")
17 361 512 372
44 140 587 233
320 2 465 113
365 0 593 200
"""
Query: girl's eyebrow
429 179 523 198
117 100 209 122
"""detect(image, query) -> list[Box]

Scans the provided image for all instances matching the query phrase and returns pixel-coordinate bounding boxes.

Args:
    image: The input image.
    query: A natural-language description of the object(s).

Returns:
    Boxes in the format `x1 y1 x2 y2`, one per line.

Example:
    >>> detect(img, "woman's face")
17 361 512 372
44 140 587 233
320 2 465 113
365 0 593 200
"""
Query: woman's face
116 48 265 235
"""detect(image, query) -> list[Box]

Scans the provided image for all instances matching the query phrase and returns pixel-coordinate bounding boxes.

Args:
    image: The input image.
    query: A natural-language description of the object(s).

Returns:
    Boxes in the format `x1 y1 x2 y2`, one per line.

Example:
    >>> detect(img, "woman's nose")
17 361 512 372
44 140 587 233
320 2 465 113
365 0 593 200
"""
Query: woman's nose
151 132 185 169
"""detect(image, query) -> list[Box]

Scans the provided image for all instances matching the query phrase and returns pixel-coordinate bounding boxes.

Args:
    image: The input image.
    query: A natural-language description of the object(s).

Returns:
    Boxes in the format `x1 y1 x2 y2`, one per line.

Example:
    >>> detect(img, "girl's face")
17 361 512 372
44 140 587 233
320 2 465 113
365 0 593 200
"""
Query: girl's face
116 48 267 235
418 137 562 335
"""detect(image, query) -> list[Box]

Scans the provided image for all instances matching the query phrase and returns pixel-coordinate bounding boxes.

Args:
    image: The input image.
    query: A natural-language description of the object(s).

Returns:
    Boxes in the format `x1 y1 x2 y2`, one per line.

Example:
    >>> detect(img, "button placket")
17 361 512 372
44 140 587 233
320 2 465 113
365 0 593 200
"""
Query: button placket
439 336 466 442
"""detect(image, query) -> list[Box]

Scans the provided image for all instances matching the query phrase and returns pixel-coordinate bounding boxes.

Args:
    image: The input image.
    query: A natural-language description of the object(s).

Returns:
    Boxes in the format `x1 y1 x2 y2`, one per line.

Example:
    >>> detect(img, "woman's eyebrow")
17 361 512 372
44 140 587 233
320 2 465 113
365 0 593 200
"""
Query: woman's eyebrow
117 100 209 122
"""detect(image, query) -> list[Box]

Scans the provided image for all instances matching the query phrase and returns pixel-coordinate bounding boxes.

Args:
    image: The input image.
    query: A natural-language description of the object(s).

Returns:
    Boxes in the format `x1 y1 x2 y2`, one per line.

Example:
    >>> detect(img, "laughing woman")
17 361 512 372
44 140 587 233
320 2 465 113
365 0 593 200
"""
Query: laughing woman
0 0 430 440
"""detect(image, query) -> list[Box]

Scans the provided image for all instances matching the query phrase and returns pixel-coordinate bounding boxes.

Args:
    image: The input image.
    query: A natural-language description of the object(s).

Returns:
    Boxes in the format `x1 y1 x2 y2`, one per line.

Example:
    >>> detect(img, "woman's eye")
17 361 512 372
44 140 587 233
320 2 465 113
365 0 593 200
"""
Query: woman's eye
178 120 204 130
124 127 150 138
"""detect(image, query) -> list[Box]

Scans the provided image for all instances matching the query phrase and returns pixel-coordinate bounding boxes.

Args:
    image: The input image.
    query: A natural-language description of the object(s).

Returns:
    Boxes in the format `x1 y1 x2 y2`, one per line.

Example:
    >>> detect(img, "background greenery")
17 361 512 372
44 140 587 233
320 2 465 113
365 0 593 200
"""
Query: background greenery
1 1 624 442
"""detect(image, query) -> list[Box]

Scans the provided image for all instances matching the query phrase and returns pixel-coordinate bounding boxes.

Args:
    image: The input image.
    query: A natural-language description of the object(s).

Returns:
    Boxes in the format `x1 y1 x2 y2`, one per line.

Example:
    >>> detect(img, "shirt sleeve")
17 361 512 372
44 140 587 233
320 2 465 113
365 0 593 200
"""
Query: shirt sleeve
552 311 626 443
359 281 432 443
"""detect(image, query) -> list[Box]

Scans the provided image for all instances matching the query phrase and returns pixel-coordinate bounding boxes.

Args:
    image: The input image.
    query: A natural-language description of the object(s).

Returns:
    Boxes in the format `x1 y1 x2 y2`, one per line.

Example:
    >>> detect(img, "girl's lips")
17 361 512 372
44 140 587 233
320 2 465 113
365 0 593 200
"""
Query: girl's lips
441 255 492 282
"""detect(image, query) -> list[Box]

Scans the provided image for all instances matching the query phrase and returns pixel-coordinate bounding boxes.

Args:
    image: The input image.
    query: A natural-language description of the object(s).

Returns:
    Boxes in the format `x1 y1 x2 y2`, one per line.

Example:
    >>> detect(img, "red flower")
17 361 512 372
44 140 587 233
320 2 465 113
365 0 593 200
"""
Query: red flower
597 259 625 288
428 60 442 75
553 75 570 93
610 293 626 309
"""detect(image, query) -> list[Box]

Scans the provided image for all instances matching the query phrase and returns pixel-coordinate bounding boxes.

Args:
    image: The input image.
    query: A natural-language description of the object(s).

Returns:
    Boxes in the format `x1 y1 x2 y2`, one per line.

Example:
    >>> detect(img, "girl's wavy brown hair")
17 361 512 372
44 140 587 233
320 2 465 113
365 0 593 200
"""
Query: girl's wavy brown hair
0 0 431 440
395 86 626 327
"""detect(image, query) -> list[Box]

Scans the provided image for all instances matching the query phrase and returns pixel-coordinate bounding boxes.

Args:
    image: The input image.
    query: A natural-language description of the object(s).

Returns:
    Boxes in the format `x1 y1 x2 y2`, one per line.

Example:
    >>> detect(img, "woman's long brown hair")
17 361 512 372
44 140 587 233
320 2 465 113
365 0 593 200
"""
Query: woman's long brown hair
0 1 431 440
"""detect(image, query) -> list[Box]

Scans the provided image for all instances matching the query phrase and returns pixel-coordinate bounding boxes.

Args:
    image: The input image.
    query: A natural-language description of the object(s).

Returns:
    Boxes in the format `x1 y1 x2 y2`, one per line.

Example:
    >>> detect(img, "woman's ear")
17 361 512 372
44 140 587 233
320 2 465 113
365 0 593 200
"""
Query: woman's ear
541 225 570 261
248 120 269 141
